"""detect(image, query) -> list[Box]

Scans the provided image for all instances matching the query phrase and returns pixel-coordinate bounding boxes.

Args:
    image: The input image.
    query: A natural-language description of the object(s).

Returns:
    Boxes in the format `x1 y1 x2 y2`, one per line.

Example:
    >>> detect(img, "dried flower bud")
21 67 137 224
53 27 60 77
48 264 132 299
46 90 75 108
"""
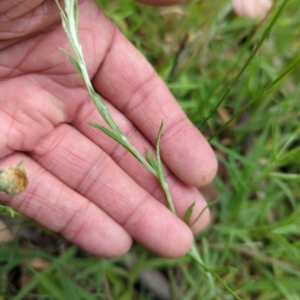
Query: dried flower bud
0 162 28 195
232 0 272 18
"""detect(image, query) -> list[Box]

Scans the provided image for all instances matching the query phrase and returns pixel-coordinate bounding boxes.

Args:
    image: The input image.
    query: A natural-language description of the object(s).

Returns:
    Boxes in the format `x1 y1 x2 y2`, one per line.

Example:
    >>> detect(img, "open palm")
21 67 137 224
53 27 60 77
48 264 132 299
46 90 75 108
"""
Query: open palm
0 0 217 257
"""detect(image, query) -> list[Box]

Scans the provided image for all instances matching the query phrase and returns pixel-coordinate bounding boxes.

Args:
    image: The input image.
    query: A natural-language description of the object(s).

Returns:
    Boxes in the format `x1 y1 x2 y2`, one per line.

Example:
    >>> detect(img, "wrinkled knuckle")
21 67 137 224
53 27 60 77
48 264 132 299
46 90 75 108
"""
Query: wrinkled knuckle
120 196 149 230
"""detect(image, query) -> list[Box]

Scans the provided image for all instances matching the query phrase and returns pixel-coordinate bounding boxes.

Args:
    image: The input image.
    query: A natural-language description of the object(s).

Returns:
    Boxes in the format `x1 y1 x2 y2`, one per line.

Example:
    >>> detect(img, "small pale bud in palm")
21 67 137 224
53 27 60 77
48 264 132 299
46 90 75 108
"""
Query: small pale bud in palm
0 162 28 195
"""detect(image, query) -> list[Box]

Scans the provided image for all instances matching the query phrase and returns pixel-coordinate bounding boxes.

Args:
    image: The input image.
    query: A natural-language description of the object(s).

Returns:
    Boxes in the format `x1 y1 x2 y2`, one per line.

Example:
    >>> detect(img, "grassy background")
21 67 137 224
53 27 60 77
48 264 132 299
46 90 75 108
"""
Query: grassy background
1 0 300 299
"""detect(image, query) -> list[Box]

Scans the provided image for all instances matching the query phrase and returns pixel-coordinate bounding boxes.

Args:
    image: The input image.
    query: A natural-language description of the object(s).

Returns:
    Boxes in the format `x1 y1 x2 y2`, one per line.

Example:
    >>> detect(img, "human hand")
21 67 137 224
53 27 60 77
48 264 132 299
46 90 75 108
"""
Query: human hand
0 0 217 258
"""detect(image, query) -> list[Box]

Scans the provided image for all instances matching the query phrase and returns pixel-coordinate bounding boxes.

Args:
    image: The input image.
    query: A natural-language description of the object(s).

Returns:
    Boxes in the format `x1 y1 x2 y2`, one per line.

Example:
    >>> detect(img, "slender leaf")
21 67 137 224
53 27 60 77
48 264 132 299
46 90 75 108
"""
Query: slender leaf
145 149 157 170
183 202 195 225
87 122 118 142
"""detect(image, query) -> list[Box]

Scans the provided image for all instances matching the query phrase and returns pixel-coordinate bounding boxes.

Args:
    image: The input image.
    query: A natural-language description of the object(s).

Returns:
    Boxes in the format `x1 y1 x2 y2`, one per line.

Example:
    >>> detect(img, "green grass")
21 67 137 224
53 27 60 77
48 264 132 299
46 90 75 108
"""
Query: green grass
1 0 300 299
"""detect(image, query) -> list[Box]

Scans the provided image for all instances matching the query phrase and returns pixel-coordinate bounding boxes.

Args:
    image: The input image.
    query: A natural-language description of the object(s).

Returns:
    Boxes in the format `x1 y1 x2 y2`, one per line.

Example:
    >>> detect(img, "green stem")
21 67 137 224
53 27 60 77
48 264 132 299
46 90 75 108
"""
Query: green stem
188 242 243 300
57 1 244 299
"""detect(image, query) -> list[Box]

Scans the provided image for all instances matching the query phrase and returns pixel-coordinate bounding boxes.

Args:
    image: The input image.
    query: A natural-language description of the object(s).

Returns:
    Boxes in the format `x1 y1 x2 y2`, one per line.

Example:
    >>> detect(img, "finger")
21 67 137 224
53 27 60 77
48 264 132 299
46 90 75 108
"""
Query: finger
31 124 194 257
91 23 218 187
71 95 211 232
0 153 132 257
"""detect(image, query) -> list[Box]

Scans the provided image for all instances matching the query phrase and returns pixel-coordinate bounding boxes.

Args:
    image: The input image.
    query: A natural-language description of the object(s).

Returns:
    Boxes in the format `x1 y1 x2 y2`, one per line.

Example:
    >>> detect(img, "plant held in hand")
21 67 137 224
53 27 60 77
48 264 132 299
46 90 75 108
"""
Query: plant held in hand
55 1 242 298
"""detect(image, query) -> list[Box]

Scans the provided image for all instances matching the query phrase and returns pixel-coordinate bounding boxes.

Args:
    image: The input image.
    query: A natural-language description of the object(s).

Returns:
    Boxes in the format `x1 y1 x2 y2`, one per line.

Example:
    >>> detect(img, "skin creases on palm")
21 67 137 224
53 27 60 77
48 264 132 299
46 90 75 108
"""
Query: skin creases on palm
0 0 63 50
0 0 217 258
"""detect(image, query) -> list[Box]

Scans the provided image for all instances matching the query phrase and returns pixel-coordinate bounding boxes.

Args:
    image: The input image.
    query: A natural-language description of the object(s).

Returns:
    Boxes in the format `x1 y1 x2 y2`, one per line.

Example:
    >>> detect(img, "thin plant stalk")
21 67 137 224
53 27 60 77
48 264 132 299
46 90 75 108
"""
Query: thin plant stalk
205 0 289 138
56 1 242 298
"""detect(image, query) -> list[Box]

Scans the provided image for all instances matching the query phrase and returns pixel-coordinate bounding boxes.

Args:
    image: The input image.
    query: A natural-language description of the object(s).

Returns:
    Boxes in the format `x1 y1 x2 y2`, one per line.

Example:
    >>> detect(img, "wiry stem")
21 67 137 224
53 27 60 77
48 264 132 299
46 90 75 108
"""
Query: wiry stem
56 1 243 299
56 0 174 212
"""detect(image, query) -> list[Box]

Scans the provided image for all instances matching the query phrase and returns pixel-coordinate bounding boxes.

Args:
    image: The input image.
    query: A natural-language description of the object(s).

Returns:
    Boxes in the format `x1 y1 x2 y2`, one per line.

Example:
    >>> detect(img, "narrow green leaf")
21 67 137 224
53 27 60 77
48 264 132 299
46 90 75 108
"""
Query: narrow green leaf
74 0 80 37
190 199 219 228
154 122 176 213
91 93 110 121
57 268 80 300
270 172 300 182
59 48 82 76
0 205 17 217
30 268 67 300
87 122 119 142
55 0 67 23
272 224 300 235
155 122 164 181
145 149 157 170
183 202 196 225
227 266 238 273
210 53 300 140
13 247 77 300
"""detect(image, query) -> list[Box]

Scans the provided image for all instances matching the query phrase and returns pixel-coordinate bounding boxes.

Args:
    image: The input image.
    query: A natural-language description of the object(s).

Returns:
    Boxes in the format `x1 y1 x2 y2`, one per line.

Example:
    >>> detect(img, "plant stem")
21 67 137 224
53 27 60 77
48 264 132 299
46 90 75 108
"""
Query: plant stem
56 1 243 298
